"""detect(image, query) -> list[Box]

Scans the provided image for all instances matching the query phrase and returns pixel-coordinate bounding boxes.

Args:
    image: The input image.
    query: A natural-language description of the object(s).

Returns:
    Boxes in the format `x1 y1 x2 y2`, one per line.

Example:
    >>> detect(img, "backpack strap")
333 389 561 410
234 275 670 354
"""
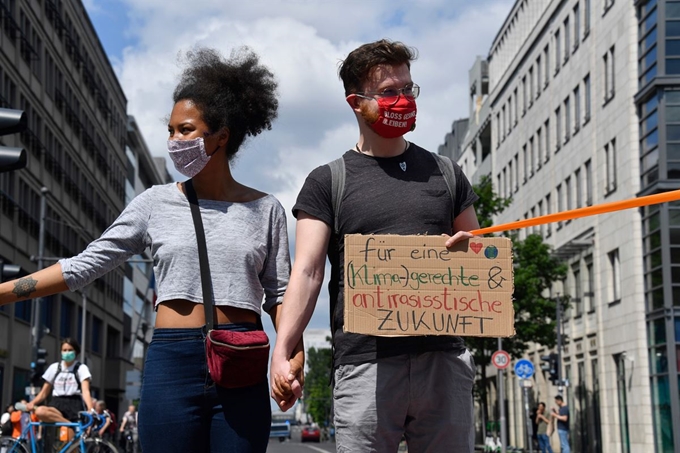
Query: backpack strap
328 157 345 236
56 361 82 391
431 152 457 226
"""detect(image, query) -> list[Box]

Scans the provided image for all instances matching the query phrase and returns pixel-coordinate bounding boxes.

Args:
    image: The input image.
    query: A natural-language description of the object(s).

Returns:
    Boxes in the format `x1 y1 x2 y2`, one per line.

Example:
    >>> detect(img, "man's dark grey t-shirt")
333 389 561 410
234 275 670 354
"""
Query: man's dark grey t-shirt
558 405 570 431
293 143 479 366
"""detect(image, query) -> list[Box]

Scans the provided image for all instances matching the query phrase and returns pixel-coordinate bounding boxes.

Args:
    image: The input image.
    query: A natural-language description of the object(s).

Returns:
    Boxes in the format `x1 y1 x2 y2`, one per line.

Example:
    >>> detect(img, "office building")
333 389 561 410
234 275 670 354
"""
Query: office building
0 0 169 416
441 0 678 451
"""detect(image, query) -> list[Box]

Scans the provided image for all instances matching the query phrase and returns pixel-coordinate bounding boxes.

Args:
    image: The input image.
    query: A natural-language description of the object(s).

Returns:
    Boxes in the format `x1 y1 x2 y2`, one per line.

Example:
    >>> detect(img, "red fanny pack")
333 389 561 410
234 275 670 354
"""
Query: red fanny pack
205 329 270 388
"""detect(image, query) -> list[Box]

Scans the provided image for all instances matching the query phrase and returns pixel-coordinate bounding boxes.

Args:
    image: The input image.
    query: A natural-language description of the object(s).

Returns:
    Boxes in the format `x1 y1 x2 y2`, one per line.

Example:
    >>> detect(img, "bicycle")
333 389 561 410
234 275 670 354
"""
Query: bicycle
0 410 118 453
120 429 138 453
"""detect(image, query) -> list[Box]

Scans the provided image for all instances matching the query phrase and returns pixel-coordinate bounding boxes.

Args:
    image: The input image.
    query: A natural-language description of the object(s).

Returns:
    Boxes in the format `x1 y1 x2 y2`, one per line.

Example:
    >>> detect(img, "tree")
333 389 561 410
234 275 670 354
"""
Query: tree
304 346 333 426
469 175 568 425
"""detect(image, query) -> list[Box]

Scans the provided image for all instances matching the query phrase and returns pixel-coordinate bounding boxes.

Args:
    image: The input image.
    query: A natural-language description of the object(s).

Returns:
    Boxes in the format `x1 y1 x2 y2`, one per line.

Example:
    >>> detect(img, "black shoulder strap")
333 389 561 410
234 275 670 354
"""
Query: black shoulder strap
56 361 82 390
431 152 457 226
328 157 345 236
73 361 82 390
184 179 216 331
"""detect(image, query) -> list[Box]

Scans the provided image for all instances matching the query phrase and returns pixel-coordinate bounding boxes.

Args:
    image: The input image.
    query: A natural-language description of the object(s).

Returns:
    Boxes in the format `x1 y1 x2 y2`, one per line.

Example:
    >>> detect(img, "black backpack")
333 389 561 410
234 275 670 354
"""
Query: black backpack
1 414 13 436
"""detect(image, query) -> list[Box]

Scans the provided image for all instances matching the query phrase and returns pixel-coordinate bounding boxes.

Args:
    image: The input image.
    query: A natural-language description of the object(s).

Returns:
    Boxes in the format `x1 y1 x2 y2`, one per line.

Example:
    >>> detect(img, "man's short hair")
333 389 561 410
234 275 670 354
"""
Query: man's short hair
555 394 564 402
338 39 417 96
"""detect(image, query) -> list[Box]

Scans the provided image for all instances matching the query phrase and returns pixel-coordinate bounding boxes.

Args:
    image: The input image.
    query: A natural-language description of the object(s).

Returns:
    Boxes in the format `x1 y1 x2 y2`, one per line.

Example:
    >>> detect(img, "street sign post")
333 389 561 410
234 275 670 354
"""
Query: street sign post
492 350 511 370
514 358 535 380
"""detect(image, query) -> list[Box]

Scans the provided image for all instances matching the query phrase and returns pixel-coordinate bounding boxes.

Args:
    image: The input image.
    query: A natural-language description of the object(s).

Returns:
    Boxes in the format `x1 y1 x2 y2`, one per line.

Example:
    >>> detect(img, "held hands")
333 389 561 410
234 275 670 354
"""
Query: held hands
270 341 305 412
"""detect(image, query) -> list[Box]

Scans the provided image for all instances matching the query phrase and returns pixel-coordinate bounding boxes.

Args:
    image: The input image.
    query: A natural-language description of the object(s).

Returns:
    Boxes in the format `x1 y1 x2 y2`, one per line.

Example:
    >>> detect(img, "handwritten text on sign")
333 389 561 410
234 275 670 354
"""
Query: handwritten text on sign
344 235 515 337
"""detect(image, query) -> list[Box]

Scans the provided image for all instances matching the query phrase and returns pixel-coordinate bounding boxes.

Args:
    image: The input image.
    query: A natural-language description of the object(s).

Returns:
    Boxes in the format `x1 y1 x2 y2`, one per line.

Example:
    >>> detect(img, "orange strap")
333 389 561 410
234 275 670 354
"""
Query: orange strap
469 189 680 236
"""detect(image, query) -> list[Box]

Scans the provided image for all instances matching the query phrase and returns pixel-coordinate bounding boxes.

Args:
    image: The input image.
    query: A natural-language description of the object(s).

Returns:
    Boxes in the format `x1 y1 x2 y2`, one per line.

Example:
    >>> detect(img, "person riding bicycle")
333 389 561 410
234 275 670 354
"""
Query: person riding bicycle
119 405 138 452
25 338 93 441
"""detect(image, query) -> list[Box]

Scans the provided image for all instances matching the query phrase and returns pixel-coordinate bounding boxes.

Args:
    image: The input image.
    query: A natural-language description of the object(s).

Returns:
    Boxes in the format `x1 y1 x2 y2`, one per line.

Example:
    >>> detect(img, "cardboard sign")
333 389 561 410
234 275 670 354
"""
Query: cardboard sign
344 235 515 337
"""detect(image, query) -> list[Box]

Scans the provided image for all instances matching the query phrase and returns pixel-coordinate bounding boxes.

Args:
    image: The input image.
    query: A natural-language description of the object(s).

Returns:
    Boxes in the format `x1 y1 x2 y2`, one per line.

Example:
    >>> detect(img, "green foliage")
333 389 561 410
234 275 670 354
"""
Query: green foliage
473 174 512 229
304 347 333 426
469 176 568 365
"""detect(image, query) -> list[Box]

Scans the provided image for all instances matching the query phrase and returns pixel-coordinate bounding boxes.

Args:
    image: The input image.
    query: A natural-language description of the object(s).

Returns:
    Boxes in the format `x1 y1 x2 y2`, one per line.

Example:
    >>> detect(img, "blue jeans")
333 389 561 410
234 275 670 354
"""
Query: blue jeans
557 429 570 453
537 433 553 453
138 324 271 453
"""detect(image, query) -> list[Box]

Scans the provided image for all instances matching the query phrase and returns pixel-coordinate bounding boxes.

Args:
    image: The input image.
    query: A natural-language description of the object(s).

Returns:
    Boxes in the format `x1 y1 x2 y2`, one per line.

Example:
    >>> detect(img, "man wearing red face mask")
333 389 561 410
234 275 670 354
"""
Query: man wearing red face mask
270 39 481 452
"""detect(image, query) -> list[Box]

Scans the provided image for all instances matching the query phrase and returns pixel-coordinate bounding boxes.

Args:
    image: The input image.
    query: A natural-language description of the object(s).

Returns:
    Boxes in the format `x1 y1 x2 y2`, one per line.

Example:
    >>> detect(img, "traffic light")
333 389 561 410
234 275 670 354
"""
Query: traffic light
540 352 559 385
0 258 24 283
0 108 27 173
31 347 48 386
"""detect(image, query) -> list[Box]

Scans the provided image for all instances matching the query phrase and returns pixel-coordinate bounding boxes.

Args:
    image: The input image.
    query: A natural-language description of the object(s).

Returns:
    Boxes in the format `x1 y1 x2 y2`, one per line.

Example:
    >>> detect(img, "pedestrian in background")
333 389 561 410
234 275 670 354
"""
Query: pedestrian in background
536 402 554 453
551 394 570 453
271 39 480 452
24 338 93 443
0 46 303 453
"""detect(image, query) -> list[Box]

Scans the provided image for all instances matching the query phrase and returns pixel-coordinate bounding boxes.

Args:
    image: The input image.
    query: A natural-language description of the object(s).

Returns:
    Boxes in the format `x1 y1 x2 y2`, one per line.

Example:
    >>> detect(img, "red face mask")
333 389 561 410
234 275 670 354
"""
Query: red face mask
368 96 417 139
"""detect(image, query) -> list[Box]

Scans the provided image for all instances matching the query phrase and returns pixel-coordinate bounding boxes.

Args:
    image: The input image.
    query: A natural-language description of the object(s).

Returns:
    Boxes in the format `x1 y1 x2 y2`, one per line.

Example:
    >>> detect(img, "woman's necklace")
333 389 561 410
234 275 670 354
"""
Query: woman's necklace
354 140 409 172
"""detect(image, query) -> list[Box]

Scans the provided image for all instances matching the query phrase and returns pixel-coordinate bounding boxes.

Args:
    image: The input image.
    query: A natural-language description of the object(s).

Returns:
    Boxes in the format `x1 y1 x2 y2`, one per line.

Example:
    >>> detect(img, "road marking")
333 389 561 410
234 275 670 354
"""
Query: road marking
304 445 330 453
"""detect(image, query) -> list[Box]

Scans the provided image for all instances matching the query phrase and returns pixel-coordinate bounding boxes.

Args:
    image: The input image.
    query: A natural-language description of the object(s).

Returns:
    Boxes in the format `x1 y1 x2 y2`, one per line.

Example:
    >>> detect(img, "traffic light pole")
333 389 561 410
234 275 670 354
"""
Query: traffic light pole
30 188 48 357
498 338 507 453
556 293 563 388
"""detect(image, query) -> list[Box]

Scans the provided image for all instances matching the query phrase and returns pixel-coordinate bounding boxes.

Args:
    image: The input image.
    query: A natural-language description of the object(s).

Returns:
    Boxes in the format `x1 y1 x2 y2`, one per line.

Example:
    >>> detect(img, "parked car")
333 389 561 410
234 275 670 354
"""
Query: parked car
270 421 291 442
301 425 321 443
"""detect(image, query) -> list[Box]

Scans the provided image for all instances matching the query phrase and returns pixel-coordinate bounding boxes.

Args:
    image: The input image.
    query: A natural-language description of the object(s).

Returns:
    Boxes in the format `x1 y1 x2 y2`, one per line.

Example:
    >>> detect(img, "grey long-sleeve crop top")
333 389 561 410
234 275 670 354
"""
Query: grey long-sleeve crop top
59 183 290 314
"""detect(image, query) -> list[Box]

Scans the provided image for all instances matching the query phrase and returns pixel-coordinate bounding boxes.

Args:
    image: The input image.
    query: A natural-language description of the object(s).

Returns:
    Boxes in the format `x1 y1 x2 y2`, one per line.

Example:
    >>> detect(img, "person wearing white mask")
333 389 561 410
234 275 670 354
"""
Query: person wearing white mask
0 47 303 453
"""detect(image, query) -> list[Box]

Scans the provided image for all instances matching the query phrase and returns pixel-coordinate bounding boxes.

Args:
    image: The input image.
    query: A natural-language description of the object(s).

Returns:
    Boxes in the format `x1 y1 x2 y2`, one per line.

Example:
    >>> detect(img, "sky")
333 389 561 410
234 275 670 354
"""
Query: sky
83 0 514 340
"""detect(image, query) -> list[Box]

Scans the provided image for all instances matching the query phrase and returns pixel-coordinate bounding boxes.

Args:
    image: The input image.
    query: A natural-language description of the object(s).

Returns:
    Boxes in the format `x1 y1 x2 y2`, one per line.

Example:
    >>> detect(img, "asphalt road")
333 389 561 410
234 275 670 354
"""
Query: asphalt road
266 440 336 453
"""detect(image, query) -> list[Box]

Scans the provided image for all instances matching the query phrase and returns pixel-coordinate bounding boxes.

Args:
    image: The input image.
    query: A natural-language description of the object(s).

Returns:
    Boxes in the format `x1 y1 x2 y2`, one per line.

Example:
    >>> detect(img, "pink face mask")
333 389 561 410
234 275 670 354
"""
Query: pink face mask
368 96 417 139
167 137 212 178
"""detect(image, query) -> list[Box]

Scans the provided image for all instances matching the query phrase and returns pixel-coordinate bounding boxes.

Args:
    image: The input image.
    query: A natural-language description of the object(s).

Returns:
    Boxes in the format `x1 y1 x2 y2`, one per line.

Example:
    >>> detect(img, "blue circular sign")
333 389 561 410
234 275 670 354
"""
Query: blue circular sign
514 359 535 380
484 245 499 259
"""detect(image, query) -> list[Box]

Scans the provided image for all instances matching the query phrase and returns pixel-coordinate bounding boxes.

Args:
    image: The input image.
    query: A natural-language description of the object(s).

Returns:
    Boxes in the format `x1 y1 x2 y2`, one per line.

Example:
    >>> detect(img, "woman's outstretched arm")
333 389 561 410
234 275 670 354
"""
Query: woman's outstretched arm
0 263 68 306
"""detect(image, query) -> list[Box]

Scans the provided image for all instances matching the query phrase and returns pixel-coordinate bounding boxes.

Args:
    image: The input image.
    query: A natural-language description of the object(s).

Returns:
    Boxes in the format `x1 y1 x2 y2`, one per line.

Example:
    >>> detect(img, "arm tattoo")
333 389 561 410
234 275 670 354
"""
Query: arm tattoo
12 276 38 299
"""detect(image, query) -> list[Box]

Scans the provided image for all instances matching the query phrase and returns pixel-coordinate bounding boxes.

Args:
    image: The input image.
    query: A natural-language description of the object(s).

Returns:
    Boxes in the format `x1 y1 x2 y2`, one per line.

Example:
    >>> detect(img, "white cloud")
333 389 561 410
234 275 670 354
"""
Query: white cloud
105 0 513 329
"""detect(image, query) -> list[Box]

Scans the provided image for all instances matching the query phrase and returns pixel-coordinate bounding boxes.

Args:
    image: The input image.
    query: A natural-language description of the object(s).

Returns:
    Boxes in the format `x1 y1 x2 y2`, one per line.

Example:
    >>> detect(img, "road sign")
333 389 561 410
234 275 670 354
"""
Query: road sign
514 359 535 380
492 350 511 369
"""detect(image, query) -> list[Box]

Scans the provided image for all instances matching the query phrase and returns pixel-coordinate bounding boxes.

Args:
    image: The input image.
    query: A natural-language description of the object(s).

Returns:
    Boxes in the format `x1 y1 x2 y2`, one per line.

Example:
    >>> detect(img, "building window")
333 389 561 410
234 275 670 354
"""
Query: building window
522 76 527 115
555 29 562 73
14 300 31 323
529 67 534 106
566 176 573 212
555 107 562 151
575 168 583 208
584 0 591 35
604 46 615 102
585 159 593 205
564 96 571 142
573 263 582 316
514 153 519 192
545 119 551 162
546 193 552 236
574 85 581 133
536 56 542 97
614 354 631 453
61 299 73 338
92 316 102 354
523 143 528 183
584 74 591 122
605 138 617 193
544 44 550 87
574 2 581 49
557 184 563 229
508 97 513 131
585 255 594 311
529 137 535 176
514 87 519 125
509 160 514 195
608 248 621 303
564 17 571 63
537 128 543 169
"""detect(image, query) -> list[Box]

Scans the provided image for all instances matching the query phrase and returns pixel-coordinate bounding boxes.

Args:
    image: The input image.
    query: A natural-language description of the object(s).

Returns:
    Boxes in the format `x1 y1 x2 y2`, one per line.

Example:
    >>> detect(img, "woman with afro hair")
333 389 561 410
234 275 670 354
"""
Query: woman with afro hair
0 47 304 452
